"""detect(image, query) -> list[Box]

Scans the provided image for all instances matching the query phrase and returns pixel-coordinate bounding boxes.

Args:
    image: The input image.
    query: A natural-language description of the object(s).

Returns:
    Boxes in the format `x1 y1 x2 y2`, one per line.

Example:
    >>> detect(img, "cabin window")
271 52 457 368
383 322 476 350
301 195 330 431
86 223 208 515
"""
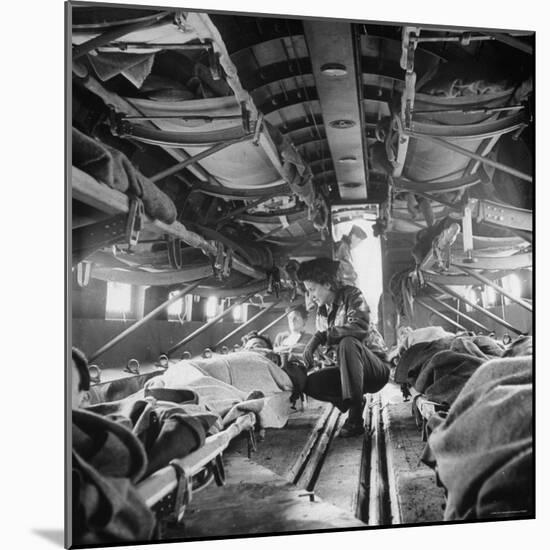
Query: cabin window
483 285 497 308
167 293 194 322
105 282 133 320
205 296 218 320
465 287 483 313
502 274 523 305
167 291 183 319
232 304 243 322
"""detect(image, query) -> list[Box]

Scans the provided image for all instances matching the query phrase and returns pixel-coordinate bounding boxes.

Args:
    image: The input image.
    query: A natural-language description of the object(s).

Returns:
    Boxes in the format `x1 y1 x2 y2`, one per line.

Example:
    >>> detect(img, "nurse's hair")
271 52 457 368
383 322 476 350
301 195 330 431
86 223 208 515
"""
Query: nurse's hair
72 346 90 392
297 257 341 290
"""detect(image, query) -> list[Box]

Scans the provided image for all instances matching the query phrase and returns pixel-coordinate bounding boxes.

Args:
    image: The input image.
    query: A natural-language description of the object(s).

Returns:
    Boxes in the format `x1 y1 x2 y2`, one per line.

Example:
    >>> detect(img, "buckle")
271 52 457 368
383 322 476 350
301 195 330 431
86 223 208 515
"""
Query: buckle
126 197 144 250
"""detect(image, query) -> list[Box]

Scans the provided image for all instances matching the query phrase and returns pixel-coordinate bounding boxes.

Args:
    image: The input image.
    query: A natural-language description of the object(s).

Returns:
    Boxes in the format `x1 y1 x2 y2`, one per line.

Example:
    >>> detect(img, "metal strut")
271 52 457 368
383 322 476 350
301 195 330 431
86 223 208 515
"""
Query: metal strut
415 298 467 332
72 11 174 60
166 292 256 356
427 281 525 335
403 132 532 183
89 281 201 362
257 310 290 336
150 135 253 183
214 301 279 349
456 265 532 312
428 295 490 333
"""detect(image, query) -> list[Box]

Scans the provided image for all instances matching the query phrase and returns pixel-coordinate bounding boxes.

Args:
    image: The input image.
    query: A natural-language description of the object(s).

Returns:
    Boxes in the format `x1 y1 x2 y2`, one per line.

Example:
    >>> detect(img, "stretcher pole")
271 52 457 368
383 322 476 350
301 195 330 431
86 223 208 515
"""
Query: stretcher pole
415 299 466 331
166 292 255 356
455 265 532 312
72 11 174 60
137 412 255 507
427 281 525 335
405 132 532 183
428 295 491 333
257 310 290 335
150 136 253 183
214 301 278 349
89 281 201 362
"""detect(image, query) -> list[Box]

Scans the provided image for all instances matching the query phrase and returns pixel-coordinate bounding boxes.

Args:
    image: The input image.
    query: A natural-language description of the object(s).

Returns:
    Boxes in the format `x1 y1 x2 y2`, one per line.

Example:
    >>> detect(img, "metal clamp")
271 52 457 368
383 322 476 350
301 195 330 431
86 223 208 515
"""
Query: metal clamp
166 236 183 269
252 113 264 145
157 354 169 370
211 454 226 486
247 428 257 458
207 40 221 80
126 197 144 250
76 261 92 287
88 364 101 384
167 461 192 525
222 248 232 278
124 358 140 375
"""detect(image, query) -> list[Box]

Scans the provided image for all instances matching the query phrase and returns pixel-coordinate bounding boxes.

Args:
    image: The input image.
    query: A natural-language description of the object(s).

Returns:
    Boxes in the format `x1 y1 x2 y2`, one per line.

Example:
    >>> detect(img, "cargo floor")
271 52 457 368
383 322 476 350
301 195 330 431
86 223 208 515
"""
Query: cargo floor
165 384 446 539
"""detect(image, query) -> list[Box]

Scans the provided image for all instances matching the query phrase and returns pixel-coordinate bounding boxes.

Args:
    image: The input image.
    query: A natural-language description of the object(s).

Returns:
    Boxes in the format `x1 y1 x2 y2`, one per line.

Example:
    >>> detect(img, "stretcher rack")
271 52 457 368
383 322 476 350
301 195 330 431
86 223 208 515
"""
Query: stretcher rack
72 166 264 281
137 412 256 530
408 387 445 441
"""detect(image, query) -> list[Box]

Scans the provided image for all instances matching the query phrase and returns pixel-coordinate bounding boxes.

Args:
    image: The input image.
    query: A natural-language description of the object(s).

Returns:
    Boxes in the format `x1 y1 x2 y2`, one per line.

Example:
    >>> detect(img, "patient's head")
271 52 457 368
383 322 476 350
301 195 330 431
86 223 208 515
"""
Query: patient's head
503 334 532 357
242 331 273 351
71 347 90 409
286 304 308 334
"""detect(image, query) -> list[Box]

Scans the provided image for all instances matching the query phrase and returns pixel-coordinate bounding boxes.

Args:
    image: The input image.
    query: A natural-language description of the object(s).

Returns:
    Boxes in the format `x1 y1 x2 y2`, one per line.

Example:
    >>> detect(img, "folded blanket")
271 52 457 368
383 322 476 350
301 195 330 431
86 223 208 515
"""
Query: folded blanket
73 127 177 223
422 357 532 520
414 350 485 407
394 338 453 385
401 326 455 351
72 409 156 545
146 351 295 428
89 371 163 404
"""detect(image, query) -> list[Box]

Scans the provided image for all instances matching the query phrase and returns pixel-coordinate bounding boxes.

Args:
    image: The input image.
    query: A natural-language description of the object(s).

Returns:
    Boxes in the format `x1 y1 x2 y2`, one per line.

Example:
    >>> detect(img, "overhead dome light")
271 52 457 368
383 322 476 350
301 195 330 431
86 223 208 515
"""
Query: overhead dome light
329 119 356 129
320 63 348 76
339 156 357 163
342 182 362 188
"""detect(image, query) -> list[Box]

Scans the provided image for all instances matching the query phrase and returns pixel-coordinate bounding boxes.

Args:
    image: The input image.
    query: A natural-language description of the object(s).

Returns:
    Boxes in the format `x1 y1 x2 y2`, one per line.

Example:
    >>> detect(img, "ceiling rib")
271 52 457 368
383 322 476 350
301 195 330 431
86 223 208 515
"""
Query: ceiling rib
303 21 368 200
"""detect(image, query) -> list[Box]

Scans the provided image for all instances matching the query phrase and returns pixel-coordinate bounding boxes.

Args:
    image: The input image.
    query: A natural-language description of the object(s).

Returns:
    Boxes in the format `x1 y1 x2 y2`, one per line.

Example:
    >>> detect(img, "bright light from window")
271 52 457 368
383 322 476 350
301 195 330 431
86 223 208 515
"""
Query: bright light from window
334 220 382 323
502 274 522 304
206 296 218 319
466 288 478 312
503 274 522 297
484 285 497 307
232 305 243 322
167 291 183 318
106 282 132 317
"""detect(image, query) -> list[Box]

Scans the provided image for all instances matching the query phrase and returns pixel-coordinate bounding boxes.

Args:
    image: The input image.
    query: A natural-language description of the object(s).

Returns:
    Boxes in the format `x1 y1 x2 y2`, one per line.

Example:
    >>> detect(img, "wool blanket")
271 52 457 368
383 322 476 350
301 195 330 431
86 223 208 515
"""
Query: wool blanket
422 357 532 520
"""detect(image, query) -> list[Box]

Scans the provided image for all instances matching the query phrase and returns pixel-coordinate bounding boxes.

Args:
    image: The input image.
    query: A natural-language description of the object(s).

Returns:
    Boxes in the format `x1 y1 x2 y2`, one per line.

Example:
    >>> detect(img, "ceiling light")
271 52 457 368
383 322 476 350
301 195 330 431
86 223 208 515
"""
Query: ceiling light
342 182 362 188
339 156 357 163
320 63 348 76
329 119 356 129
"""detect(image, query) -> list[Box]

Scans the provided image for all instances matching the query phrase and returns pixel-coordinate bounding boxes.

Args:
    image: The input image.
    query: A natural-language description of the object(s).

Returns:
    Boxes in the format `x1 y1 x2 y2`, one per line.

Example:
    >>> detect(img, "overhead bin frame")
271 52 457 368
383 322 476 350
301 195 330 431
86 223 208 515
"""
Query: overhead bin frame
72 166 265 280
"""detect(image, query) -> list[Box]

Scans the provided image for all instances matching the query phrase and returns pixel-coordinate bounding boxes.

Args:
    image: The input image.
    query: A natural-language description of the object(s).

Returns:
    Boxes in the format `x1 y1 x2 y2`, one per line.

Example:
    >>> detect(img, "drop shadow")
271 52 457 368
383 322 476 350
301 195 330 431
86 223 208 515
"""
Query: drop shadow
32 529 65 547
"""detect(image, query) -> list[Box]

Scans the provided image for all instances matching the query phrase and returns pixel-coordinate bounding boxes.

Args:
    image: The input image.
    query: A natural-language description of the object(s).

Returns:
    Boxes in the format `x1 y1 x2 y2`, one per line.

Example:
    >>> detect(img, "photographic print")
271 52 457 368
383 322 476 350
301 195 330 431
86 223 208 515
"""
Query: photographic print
67 1 534 547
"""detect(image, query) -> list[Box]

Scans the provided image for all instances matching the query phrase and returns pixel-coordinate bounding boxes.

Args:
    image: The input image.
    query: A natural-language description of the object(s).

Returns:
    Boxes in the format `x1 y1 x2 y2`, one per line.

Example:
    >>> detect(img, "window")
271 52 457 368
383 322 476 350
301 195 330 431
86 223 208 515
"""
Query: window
502 274 523 305
167 292 194 322
483 285 497 308
205 296 218 320
167 291 184 321
334 220 382 323
106 282 132 320
232 304 243 322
